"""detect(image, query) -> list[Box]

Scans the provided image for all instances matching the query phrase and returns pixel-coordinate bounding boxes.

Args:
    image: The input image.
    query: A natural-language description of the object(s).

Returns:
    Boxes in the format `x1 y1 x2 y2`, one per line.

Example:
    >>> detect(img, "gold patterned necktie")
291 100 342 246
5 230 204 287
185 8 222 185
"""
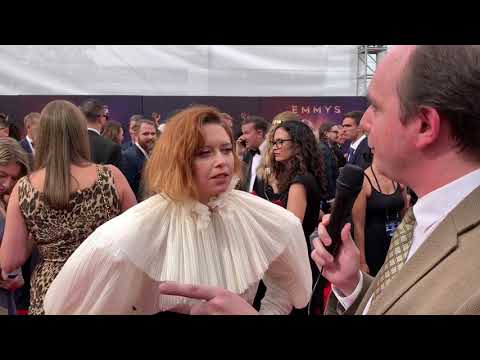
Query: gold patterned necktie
370 207 417 304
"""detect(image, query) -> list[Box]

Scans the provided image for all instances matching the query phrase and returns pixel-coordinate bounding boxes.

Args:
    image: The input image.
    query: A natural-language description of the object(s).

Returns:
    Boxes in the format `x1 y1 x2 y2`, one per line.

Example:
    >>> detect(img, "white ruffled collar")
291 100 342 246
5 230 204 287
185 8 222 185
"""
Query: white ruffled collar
189 176 239 230
101 175 308 309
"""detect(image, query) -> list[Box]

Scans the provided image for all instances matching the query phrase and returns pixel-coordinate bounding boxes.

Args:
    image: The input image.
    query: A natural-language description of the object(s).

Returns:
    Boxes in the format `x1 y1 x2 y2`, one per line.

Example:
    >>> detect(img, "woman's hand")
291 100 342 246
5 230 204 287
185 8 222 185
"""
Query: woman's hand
158 282 259 315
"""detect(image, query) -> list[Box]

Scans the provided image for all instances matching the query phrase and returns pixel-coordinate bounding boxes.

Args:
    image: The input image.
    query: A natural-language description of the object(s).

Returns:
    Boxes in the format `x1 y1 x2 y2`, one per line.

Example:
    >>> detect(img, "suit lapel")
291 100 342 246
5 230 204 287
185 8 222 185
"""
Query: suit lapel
135 145 147 163
350 137 365 164
356 276 377 314
366 185 480 314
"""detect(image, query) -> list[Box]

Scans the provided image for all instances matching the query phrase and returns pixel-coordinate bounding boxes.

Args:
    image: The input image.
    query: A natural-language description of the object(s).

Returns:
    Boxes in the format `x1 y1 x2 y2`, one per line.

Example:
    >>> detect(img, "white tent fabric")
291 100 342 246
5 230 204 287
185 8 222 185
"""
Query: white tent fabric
0 45 358 96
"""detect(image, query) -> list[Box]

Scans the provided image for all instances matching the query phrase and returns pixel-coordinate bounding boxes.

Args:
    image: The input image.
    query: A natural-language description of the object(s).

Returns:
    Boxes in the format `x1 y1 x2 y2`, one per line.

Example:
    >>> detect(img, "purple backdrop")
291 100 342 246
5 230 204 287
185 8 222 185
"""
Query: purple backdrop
0 95 367 142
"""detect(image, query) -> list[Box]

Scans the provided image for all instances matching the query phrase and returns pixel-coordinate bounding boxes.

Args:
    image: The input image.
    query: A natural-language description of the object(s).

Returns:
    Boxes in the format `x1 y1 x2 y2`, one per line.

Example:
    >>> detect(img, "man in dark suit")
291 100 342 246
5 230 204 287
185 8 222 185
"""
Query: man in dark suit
79 99 123 169
342 111 372 170
122 114 143 151
318 121 341 204
19 112 40 156
329 124 347 169
238 115 269 192
122 119 156 201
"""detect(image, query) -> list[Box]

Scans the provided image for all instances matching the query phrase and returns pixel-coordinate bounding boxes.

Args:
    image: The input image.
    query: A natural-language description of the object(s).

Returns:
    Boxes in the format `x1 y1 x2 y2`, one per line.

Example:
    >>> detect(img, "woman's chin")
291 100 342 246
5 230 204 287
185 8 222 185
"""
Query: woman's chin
213 185 229 196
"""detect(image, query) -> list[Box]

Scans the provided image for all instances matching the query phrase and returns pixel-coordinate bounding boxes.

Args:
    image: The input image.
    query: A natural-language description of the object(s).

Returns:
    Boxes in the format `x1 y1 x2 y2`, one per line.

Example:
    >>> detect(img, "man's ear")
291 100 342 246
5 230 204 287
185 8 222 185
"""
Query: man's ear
415 106 441 149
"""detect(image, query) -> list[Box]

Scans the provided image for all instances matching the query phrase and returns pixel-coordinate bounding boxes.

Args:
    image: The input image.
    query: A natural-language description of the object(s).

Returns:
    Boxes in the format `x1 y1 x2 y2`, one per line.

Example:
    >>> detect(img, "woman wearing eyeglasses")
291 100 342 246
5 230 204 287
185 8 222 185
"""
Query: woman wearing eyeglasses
259 120 326 242
254 121 327 315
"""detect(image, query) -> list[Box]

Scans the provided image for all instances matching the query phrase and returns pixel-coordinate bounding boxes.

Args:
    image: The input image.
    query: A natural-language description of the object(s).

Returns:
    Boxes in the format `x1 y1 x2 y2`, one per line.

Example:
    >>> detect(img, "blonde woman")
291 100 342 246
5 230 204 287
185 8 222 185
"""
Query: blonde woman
0 100 136 314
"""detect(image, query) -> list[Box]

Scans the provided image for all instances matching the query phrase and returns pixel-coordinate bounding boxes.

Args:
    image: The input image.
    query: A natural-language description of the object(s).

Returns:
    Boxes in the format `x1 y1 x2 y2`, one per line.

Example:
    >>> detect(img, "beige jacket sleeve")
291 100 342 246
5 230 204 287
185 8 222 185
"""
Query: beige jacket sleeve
325 273 374 315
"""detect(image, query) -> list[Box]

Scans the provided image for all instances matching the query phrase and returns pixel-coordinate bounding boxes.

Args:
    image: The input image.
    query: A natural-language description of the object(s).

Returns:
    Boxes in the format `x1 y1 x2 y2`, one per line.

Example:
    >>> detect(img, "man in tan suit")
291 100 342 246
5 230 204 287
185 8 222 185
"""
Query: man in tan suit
311 45 480 315
157 45 480 315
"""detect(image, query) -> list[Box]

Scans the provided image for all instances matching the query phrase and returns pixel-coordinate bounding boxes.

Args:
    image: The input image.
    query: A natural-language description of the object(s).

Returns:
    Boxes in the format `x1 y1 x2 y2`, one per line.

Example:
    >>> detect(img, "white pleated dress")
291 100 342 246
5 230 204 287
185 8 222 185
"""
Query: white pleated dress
43 186 312 315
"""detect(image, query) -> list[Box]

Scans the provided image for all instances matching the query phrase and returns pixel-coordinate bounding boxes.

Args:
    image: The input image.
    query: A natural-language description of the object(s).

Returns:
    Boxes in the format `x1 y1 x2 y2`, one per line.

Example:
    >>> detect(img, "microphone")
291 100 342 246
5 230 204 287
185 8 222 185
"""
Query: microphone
307 164 364 315
310 164 364 257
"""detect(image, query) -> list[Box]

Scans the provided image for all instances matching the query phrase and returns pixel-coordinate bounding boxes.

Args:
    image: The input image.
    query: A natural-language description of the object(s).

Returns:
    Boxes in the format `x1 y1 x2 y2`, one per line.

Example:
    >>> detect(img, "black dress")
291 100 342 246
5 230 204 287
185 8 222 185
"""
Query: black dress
364 169 405 276
257 173 322 249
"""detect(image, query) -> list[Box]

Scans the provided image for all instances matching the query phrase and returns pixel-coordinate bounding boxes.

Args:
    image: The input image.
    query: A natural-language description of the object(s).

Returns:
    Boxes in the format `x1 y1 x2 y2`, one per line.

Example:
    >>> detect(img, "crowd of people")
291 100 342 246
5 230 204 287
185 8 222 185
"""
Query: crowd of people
0 95 411 315
0 45 479 315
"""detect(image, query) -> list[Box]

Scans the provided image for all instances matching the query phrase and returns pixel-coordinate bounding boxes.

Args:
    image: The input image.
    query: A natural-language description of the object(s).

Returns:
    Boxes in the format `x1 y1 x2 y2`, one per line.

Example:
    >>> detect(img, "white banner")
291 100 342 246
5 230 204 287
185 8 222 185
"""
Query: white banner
0 45 358 96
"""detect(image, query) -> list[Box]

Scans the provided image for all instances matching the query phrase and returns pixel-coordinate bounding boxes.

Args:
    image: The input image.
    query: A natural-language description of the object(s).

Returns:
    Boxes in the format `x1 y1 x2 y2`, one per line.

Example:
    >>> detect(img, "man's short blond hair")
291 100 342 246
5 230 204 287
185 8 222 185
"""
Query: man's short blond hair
24 112 41 127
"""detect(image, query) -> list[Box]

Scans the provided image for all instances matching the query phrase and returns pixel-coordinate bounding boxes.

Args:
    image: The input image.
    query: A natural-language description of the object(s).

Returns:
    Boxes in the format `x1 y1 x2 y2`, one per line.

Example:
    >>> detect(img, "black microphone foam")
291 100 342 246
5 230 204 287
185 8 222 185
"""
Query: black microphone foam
312 164 364 257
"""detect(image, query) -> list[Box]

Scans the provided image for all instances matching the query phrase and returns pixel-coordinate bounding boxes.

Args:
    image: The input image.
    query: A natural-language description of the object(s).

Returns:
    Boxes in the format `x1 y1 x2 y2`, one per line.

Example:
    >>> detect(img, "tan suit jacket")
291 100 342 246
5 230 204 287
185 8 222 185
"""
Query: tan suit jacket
326 185 480 315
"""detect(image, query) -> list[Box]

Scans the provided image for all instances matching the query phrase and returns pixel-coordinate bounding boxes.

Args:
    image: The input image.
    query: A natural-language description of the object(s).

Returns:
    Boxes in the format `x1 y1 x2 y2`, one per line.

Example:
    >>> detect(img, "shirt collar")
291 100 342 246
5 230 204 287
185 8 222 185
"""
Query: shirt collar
88 127 101 136
350 134 366 151
26 135 35 154
413 168 480 235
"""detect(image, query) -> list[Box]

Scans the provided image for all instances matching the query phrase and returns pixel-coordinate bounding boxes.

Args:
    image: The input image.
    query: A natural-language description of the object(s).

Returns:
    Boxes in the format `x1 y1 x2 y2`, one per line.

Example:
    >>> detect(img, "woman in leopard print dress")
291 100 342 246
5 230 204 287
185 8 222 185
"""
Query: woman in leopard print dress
0 100 136 314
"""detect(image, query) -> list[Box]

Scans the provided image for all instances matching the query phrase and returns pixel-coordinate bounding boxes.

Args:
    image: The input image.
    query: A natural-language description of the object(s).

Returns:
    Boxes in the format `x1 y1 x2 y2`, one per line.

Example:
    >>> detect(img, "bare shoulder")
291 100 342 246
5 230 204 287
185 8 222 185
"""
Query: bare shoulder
105 164 123 177
105 164 128 185
105 164 117 172
26 169 46 189
289 182 307 193
29 168 45 180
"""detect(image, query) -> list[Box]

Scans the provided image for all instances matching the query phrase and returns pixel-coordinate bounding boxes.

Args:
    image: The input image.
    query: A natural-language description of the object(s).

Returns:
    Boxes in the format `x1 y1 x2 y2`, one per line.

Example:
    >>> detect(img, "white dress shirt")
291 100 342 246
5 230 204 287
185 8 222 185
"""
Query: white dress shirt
26 135 34 155
350 134 366 152
247 140 267 192
333 168 480 314
249 153 261 192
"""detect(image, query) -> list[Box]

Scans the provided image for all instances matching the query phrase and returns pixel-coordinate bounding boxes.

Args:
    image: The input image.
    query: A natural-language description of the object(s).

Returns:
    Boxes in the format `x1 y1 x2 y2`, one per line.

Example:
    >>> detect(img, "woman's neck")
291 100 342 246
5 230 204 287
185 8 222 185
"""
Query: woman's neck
280 159 293 171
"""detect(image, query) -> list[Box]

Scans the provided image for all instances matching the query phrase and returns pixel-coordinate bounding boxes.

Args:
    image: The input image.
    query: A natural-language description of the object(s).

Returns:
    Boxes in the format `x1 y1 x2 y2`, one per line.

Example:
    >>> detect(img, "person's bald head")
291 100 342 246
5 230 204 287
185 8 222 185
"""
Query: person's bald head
362 45 480 187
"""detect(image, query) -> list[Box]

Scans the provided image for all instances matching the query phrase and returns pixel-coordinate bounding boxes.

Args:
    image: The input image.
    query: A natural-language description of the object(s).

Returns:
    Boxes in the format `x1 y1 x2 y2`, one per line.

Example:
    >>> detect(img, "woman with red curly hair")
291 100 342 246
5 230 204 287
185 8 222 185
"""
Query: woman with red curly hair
44 105 312 315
